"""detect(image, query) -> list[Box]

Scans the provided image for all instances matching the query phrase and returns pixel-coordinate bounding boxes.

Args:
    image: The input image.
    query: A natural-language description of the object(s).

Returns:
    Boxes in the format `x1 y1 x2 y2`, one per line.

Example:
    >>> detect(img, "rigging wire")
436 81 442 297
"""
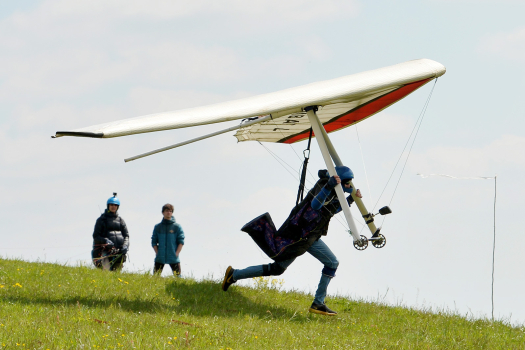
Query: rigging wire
355 125 372 207
257 141 302 179
267 114 318 183
352 79 438 235
388 79 437 207
371 78 438 226
257 140 364 231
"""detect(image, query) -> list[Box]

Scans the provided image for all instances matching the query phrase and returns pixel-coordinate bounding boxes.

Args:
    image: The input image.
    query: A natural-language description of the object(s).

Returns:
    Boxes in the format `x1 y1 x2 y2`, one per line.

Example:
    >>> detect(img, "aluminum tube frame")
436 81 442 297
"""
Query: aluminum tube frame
124 115 272 162
310 114 380 236
305 108 361 242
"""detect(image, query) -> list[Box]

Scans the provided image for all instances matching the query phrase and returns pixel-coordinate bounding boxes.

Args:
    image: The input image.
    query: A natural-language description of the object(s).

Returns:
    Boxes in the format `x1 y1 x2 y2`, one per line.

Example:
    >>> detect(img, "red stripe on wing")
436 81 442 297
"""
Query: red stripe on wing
280 78 432 144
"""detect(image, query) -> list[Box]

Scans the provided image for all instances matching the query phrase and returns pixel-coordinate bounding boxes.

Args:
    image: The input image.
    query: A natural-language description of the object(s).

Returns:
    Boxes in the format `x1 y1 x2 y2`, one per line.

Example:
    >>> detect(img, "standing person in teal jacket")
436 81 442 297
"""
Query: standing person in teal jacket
151 203 185 276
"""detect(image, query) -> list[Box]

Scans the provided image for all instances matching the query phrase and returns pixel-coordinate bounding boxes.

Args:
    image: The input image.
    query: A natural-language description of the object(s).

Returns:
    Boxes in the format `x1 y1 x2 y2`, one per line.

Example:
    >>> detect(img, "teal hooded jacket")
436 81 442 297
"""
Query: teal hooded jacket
151 216 185 264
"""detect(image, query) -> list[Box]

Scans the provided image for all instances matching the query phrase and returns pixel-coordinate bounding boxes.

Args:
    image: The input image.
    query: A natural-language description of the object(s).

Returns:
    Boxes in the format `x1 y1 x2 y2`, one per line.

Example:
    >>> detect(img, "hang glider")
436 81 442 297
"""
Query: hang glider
53 58 446 250
54 59 445 142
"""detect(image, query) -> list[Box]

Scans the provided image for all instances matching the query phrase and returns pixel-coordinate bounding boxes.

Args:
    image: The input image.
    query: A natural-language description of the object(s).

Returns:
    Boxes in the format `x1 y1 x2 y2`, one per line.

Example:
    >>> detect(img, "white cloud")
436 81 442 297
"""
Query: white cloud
0 39 247 103
0 0 348 105
480 26 525 62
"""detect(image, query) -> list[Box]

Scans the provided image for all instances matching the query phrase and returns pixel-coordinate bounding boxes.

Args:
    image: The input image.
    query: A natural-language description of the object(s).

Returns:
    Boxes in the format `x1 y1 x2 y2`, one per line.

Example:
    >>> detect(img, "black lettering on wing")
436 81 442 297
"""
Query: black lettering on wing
289 113 306 118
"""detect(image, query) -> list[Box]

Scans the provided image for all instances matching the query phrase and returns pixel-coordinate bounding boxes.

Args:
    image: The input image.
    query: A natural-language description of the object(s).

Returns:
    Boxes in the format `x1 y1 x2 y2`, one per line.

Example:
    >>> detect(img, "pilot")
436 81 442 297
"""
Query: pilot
222 166 361 316
91 193 130 271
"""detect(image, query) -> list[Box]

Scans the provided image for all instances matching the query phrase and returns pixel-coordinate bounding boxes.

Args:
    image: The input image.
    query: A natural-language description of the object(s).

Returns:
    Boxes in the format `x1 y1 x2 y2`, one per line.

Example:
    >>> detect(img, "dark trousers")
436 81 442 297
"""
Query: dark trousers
154 262 181 276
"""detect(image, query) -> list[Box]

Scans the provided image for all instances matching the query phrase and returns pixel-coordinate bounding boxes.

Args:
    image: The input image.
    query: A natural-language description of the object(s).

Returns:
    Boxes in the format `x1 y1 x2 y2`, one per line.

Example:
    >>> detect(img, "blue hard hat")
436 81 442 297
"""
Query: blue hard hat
335 166 354 181
107 192 120 206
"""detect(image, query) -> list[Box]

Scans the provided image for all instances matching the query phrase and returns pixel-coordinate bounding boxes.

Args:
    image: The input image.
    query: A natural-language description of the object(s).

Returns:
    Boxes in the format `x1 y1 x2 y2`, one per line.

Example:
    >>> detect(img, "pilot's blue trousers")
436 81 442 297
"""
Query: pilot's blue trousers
232 238 339 305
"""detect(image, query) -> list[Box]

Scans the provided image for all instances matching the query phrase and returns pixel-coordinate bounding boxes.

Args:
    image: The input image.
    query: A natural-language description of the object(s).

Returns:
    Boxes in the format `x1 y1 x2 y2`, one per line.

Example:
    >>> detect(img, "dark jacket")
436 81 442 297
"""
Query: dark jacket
242 176 353 261
93 211 129 251
278 178 350 240
151 216 185 264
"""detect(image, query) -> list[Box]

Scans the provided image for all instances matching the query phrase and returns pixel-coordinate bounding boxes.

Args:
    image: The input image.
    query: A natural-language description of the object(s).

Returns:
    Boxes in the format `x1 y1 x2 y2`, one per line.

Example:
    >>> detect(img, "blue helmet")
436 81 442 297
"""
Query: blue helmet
335 166 354 182
107 192 120 206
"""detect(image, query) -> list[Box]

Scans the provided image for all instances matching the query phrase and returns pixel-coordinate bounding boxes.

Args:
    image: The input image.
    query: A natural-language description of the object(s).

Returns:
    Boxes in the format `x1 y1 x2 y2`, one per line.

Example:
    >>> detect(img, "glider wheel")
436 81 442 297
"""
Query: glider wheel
371 234 386 248
353 235 368 251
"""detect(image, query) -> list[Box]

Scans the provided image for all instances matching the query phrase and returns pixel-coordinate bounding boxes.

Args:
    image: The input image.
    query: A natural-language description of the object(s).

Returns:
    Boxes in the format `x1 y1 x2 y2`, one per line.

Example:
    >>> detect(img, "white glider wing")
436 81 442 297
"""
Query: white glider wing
54 59 445 142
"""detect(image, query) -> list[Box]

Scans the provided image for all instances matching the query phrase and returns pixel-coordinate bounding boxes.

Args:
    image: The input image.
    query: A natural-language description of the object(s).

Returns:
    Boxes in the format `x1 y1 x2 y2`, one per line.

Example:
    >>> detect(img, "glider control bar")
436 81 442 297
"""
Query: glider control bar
308 110 392 250
310 111 382 238
124 115 272 162
305 106 362 243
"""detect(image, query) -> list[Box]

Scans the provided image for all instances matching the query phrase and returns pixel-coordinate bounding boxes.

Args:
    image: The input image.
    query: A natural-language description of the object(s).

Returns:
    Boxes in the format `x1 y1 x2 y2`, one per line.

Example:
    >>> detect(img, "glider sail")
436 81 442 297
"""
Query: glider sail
53 59 446 141
234 78 431 143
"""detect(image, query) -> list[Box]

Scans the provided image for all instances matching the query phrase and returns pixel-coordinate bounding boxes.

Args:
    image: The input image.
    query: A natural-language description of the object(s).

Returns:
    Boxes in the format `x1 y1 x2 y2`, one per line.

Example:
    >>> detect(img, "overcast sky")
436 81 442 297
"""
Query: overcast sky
1 0 524 325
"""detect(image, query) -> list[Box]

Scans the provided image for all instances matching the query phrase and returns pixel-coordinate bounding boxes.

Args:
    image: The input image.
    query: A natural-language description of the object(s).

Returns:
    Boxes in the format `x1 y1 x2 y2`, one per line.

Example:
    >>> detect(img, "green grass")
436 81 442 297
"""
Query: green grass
0 258 523 349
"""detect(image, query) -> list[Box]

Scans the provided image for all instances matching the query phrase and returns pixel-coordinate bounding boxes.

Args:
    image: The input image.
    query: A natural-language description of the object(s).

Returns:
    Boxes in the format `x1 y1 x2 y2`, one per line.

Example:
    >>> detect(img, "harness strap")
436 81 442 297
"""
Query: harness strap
296 128 313 205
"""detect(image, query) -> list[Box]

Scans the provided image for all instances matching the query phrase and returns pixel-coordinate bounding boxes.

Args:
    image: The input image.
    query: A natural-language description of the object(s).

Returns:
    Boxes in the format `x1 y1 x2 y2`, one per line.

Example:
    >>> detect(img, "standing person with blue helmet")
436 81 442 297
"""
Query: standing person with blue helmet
222 166 361 316
151 203 185 276
92 193 130 271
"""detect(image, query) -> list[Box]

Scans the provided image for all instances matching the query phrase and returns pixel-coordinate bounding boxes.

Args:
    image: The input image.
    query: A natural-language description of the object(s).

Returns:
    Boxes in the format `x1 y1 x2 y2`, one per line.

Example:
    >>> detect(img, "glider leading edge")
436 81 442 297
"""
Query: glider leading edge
53 58 446 250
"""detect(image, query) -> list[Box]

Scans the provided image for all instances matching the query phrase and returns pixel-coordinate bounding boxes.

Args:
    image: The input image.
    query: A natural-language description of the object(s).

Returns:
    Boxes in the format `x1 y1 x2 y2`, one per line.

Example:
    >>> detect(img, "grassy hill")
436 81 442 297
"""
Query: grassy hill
0 258 523 349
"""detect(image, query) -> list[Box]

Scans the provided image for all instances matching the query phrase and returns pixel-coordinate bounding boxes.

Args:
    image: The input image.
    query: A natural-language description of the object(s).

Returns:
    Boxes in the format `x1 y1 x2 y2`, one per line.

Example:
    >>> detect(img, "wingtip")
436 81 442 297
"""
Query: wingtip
54 131 104 138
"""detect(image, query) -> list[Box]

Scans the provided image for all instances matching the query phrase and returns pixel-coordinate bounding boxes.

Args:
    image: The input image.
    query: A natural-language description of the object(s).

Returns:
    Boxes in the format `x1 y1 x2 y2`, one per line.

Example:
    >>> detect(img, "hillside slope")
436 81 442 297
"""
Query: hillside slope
0 258 523 349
